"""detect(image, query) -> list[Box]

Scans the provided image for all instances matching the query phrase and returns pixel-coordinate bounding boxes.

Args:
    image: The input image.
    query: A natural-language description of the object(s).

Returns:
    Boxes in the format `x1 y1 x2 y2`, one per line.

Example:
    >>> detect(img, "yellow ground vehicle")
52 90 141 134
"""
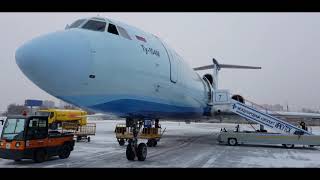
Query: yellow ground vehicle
62 122 96 142
115 122 165 147
36 109 87 130
37 109 95 142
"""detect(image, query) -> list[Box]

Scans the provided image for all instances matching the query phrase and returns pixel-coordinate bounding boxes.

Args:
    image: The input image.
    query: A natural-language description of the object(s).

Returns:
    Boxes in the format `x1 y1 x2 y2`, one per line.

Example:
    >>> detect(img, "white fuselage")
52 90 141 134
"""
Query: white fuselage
15 17 212 119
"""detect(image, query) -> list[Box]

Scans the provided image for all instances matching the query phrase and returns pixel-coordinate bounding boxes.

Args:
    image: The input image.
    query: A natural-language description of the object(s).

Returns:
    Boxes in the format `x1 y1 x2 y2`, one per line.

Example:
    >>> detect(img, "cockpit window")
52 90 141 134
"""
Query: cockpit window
69 19 86 29
107 23 119 35
82 20 106 32
117 26 131 40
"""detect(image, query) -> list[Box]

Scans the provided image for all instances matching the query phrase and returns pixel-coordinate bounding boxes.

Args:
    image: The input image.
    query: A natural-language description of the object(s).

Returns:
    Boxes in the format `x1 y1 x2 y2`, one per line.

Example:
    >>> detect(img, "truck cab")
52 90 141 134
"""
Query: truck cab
0 115 75 163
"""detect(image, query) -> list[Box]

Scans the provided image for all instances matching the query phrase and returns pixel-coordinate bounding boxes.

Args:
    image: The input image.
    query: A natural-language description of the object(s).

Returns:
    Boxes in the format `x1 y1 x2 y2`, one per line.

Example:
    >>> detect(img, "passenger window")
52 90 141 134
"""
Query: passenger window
107 23 119 35
82 20 106 32
117 26 131 40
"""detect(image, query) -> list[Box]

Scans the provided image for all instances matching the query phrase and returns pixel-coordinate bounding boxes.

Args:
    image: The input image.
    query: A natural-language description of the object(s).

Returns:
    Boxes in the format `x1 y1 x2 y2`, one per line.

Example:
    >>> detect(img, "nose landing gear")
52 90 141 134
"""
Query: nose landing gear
125 119 148 161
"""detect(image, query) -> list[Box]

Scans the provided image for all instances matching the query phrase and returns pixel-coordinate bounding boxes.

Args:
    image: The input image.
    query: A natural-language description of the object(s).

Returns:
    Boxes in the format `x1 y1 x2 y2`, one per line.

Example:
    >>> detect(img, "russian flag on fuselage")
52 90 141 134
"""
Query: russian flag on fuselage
135 35 146 42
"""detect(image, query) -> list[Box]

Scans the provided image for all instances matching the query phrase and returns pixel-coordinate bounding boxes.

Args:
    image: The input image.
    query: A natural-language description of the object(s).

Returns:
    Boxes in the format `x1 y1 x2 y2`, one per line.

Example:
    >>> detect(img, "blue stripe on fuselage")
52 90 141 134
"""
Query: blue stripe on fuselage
57 96 204 119
89 99 203 118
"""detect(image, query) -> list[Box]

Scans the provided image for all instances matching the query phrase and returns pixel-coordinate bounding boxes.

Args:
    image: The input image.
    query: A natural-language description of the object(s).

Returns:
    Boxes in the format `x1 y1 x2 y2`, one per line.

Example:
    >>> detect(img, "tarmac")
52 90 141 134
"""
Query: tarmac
0 119 320 167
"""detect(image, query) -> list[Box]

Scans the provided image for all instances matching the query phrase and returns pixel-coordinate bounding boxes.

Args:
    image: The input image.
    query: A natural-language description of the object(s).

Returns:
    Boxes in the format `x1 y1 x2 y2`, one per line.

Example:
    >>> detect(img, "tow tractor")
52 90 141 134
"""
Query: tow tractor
213 90 320 148
115 119 165 147
0 115 75 163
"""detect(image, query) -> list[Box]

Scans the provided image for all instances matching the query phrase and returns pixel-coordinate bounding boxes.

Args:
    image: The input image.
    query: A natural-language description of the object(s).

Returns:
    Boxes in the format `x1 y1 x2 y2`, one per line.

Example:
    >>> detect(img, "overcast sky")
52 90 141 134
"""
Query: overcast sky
0 13 319 112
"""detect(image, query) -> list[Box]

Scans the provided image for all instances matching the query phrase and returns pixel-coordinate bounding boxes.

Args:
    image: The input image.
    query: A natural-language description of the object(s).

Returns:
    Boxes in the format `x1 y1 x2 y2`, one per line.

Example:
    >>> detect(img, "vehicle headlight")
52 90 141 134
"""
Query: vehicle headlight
0 142 3 146
15 142 20 147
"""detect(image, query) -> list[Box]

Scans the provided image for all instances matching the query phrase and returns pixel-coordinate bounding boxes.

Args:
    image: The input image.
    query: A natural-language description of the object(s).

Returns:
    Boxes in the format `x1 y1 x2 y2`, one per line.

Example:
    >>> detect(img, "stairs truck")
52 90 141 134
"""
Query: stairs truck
193 59 320 148
213 90 320 148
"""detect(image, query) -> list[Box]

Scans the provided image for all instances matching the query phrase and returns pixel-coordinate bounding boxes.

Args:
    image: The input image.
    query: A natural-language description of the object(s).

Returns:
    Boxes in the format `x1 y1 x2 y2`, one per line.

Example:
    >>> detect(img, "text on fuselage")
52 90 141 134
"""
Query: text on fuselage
141 45 160 57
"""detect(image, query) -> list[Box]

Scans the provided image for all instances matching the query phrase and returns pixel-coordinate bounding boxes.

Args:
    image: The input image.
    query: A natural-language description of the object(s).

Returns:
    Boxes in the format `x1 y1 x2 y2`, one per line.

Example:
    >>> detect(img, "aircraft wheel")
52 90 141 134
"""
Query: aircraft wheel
228 138 237 146
137 143 147 161
119 139 125 146
76 136 82 142
33 149 47 163
283 144 294 149
126 144 135 161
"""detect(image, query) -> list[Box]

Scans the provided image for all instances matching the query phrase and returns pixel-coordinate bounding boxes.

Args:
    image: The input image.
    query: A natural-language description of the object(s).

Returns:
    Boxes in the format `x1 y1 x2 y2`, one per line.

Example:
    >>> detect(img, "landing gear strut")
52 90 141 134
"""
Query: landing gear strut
126 118 147 161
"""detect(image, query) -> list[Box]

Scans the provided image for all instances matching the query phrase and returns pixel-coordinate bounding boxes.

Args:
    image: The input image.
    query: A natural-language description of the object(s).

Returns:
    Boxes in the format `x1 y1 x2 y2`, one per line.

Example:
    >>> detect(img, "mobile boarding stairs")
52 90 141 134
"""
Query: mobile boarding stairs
211 90 320 148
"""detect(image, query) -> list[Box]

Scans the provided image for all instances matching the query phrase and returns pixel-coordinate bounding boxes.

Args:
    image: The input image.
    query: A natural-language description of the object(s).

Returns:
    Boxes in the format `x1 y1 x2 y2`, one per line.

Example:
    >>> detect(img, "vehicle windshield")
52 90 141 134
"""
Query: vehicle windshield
1 118 26 140
36 111 50 116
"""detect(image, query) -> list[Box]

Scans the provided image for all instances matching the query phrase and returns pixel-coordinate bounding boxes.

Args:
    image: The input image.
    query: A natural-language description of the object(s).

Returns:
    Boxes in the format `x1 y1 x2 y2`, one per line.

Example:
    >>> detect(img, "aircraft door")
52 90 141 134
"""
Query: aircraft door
167 49 178 83
158 39 178 84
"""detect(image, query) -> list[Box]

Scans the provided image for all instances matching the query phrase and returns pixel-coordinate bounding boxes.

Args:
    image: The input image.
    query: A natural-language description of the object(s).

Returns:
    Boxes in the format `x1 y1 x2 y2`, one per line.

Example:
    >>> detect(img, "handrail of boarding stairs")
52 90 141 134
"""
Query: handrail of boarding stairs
230 95 311 135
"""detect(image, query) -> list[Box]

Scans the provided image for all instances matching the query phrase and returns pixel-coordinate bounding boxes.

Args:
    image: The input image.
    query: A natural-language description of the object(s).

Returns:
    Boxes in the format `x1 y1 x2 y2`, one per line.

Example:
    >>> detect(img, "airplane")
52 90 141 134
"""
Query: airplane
15 16 320 161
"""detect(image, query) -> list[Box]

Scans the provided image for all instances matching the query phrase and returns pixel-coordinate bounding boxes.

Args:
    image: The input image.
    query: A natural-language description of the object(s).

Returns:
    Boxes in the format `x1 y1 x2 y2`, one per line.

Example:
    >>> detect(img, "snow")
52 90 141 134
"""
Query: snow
0 119 320 167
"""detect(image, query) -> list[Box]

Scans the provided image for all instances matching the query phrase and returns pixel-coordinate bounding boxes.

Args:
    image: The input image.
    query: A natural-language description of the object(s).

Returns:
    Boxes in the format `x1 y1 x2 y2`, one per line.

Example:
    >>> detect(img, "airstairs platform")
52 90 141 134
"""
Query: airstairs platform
213 90 320 148
212 89 311 135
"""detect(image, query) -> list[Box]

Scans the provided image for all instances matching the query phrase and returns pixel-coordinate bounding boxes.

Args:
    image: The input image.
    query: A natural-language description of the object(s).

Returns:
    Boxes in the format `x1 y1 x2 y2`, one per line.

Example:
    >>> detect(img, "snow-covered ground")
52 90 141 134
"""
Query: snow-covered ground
0 120 320 167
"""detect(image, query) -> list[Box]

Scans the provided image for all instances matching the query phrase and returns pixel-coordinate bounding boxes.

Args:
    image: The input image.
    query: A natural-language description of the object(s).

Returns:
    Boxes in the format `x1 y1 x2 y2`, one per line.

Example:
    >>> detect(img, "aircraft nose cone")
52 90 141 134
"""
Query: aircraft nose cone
15 38 45 74
15 30 92 95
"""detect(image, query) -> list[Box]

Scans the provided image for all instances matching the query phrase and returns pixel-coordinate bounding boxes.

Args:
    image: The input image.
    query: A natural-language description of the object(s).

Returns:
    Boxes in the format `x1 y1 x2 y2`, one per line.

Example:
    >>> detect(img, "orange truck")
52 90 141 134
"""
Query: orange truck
0 115 75 163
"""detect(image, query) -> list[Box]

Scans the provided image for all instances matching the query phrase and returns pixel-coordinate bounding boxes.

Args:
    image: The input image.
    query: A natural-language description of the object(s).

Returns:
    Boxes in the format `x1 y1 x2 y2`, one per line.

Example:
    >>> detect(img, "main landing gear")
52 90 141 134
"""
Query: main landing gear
126 118 147 161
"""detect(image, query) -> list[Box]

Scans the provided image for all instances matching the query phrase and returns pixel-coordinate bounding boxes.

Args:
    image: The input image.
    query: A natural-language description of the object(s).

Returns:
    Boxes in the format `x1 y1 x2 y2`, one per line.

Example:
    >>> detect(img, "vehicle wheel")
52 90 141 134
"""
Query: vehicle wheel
33 150 47 163
49 123 58 130
59 144 71 159
119 139 125 146
153 139 157 147
283 144 294 149
76 136 81 142
136 143 147 161
228 138 237 146
147 139 153 147
87 137 91 142
126 144 135 161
